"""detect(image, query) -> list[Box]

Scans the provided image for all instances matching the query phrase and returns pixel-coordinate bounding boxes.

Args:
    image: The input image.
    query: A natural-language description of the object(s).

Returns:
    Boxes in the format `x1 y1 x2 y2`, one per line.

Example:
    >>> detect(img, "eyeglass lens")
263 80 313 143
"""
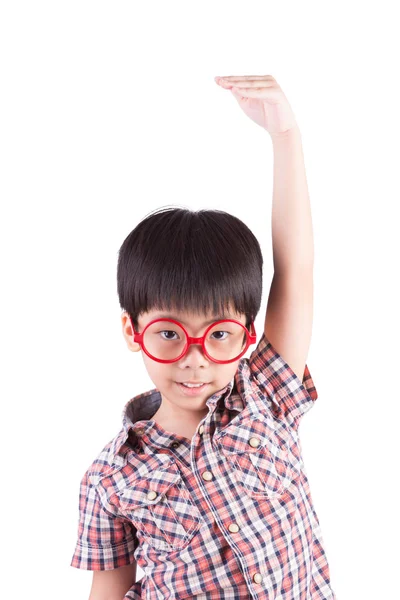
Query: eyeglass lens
142 320 247 361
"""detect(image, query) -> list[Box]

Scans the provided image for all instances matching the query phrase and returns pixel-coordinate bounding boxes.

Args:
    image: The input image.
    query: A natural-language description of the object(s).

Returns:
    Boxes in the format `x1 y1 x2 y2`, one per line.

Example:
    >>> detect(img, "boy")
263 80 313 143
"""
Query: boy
70 75 336 599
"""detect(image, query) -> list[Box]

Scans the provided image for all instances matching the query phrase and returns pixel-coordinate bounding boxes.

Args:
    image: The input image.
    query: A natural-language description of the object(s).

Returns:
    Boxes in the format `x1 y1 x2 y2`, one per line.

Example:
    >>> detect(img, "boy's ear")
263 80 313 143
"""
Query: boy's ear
121 311 141 353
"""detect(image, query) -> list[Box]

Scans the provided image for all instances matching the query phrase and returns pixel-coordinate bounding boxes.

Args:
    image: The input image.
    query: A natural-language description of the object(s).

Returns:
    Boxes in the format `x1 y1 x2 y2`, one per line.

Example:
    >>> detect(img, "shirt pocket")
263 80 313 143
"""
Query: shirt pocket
216 415 296 498
118 461 204 553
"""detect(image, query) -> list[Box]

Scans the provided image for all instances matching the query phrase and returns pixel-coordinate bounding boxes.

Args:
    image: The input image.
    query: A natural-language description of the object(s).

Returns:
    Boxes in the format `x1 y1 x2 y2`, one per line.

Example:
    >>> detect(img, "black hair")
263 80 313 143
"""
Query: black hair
117 206 263 331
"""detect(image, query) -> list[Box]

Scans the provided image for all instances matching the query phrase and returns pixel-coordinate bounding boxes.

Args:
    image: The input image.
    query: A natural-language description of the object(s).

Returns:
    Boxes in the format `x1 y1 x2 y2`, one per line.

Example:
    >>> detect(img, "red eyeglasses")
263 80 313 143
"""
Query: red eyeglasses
129 316 257 364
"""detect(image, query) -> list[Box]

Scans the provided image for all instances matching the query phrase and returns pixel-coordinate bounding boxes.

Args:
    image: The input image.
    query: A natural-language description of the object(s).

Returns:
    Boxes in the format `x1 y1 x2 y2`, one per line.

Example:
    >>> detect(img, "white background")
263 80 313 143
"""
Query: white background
1 1 399 598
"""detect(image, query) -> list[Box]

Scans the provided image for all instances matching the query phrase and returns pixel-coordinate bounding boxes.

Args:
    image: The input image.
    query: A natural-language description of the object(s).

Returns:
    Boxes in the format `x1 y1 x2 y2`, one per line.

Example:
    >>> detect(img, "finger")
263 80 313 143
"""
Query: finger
231 86 280 98
217 75 274 81
221 79 276 88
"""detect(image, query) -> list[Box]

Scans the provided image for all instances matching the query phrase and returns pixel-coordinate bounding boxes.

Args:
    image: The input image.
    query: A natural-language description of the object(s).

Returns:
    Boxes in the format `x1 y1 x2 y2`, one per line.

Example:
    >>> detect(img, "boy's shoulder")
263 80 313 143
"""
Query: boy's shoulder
84 434 127 487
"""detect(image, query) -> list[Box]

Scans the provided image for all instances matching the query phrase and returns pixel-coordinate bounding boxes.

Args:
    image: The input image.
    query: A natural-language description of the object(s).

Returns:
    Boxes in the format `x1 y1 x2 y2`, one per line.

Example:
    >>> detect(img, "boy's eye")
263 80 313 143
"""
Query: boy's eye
159 330 180 340
211 330 229 340
158 330 230 341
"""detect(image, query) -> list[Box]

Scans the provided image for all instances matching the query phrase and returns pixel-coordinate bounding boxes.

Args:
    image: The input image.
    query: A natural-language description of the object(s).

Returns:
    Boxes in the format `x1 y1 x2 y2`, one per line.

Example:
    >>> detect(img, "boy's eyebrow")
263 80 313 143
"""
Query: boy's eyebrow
154 315 230 326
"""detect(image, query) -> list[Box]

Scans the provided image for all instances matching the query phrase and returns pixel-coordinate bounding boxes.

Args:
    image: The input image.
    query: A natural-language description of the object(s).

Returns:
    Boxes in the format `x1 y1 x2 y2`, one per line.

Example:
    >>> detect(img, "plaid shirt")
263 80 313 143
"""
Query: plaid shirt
71 333 336 599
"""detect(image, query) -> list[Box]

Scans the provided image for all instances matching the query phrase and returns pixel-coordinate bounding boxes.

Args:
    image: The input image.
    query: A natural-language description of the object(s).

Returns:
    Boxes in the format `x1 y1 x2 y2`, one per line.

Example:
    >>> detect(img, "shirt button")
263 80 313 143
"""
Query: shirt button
147 490 157 500
199 425 205 434
202 471 213 481
249 437 260 448
228 523 239 533
136 427 145 435
253 573 263 584
171 442 180 448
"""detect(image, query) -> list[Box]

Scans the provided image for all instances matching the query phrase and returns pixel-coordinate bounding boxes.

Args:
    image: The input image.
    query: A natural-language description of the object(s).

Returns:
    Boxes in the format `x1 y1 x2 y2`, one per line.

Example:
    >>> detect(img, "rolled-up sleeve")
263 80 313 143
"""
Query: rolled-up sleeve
70 469 138 571
248 332 318 429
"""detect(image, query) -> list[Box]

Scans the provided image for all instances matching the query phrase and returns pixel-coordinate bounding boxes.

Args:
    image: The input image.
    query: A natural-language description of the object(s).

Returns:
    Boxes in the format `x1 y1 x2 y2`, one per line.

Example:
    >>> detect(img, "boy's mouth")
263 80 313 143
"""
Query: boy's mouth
176 382 209 394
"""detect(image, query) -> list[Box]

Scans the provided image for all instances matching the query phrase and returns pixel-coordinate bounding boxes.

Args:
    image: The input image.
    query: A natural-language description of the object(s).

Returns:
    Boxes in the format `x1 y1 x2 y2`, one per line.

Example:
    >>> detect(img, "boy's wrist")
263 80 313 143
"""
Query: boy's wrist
270 125 301 143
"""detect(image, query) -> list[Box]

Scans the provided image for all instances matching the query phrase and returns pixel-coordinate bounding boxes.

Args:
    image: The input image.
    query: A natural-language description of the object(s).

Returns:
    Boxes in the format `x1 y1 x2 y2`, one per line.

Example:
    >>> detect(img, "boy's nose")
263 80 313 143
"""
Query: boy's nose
178 343 210 366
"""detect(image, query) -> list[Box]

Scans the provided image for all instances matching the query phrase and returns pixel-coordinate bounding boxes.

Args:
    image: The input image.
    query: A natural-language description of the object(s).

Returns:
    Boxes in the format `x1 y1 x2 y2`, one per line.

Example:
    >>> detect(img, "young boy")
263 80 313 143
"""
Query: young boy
70 76 337 599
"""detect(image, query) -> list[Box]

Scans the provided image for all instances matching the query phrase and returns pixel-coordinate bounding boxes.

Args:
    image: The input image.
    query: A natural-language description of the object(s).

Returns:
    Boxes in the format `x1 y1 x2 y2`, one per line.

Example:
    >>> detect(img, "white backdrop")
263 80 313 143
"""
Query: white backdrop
1 1 399 598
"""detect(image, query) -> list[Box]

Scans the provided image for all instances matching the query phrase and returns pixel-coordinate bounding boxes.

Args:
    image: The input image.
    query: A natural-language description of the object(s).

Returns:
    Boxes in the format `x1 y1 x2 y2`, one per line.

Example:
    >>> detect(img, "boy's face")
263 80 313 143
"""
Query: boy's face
121 306 248 419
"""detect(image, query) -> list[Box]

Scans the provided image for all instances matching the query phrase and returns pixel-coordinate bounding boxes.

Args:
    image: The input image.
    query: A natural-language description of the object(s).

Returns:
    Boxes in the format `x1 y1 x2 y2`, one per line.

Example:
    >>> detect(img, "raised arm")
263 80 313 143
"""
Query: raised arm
264 127 314 383
215 75 315 383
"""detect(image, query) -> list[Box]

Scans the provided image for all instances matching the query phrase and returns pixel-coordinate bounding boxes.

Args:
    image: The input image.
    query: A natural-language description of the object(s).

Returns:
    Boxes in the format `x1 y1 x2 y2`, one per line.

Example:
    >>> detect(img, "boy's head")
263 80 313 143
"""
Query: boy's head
117 206 263 416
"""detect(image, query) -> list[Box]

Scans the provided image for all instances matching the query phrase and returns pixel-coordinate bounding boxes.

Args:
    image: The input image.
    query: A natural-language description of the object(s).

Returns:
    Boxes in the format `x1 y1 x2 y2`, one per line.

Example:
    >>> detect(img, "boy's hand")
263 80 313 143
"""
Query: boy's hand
215 75 298 138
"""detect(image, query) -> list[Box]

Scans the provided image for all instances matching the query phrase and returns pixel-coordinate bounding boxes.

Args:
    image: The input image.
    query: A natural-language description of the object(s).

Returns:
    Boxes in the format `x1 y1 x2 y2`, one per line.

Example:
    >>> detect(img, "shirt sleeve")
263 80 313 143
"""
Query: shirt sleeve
248 332 318 429
70 469 139 571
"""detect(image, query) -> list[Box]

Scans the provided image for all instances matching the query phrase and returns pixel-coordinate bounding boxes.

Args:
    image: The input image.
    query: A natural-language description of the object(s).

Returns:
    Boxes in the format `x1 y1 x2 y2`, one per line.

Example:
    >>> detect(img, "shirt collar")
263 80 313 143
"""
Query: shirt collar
107 375 240 467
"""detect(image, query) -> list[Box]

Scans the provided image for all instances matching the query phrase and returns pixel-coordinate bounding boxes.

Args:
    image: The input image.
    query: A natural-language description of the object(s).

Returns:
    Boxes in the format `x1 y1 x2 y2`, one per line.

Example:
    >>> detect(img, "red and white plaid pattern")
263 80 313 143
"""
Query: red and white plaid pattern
71 333 336 599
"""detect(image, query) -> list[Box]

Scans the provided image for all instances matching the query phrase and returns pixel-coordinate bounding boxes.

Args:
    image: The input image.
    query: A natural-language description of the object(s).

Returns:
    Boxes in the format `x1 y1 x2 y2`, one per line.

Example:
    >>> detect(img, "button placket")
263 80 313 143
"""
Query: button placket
194 420 272 595
197 428 243 537
195 444 267 593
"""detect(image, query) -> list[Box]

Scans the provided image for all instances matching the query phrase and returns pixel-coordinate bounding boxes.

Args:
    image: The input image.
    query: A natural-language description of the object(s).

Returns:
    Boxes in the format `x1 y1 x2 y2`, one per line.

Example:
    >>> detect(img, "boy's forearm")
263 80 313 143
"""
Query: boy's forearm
270 127 314 275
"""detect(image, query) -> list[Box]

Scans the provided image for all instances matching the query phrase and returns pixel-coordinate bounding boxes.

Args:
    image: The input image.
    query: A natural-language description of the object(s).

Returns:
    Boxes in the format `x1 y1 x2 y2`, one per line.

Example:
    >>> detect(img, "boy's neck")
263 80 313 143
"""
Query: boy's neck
151 399 209 440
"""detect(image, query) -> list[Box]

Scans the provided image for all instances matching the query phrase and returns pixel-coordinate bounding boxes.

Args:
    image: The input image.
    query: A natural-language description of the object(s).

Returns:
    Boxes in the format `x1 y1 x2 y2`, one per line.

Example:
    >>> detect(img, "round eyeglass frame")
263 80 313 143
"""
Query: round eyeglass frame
130 316 257 364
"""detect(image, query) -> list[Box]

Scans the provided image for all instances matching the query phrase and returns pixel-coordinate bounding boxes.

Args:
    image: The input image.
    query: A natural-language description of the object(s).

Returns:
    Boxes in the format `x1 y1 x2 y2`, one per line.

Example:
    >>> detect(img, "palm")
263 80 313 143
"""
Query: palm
234 94 273 129
215 75 298 136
